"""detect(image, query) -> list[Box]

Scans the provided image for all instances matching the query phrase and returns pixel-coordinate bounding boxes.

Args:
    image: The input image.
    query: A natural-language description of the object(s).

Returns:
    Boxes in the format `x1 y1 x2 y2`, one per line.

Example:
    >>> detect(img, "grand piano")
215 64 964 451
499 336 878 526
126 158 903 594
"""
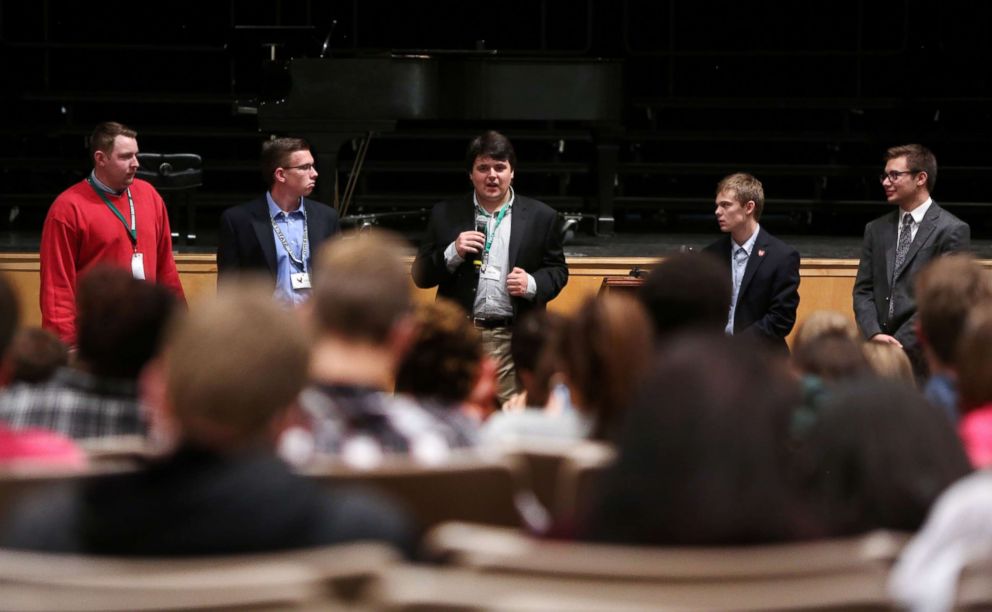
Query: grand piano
258 53 623 232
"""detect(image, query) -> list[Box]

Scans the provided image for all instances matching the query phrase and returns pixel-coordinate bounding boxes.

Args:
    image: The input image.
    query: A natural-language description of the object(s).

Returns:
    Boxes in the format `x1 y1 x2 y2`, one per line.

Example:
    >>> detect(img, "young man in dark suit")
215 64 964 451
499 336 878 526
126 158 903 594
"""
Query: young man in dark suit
216 138 339 305
412 131 568 403
853 144 970 373
703 173 800 352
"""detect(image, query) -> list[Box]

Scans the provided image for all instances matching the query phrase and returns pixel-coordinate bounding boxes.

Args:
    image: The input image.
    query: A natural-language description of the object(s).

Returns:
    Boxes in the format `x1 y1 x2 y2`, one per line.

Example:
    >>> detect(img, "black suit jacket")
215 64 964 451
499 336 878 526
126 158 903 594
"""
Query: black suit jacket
703 228 801 352
853 201 970 348
412 194 568 317
216 196 340 282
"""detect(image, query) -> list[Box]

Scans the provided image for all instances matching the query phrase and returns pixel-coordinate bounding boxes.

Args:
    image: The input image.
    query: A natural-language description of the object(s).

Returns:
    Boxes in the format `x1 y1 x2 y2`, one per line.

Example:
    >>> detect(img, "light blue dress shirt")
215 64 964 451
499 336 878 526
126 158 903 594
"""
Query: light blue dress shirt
726 224 760 335
266 192 309 306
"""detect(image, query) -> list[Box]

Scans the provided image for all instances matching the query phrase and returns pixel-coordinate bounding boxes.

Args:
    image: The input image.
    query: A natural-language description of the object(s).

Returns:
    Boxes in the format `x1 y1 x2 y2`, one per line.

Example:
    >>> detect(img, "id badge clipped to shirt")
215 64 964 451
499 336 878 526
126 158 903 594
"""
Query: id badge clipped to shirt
131 253 145 280
291 272 312 290
481 265 501 281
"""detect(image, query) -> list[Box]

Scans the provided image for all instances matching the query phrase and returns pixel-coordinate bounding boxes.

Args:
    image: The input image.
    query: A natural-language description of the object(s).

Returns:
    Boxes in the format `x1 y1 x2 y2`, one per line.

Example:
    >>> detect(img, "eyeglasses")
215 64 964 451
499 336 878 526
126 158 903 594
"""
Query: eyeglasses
283 163 315 172
879 169 920 183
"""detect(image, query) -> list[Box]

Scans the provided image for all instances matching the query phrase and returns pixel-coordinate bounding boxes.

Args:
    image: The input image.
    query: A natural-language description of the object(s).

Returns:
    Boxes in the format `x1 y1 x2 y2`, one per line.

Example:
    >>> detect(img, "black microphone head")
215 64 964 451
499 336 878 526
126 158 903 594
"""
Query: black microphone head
475 214 489 235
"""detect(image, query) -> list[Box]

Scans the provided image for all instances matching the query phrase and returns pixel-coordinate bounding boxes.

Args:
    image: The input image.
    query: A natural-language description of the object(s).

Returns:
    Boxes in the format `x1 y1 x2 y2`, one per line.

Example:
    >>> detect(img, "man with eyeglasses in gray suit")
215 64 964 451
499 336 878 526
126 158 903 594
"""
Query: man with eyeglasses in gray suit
217 137 339 305
853 144 970 375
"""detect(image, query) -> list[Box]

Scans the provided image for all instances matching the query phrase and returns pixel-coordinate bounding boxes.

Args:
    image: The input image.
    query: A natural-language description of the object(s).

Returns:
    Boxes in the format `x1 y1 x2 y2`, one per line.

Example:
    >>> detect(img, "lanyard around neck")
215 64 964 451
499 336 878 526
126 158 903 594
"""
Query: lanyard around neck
271 213 310 271
478 203 510 258
88 178 136 247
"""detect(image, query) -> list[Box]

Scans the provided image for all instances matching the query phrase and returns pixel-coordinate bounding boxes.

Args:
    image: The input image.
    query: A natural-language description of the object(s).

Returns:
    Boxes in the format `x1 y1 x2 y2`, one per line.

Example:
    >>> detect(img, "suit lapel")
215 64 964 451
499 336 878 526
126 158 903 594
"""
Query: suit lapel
507 196 529 270
251 198 279 276
302 199 323 268
737 229 767 300
895 204 940 280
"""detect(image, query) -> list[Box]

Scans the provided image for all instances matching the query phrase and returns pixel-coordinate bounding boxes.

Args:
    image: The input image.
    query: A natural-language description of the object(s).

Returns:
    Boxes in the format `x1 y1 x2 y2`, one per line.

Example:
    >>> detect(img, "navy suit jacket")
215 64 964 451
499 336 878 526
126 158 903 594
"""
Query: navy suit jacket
412 193 568 317
216 196 340 282
703 228 801 352
853 201 970 348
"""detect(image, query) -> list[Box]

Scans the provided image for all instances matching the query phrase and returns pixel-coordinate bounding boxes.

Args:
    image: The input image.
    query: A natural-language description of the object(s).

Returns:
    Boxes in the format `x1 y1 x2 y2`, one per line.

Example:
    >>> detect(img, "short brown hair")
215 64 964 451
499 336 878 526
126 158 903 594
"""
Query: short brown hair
261 137 311 187
395 298 483 404
716 172 765 220
311 231 412 344
886 144 937 193
792 310 860 355
957 305 992 411
166 282 310 446
862 342 915 386
916 254 992 367
90 121 137 160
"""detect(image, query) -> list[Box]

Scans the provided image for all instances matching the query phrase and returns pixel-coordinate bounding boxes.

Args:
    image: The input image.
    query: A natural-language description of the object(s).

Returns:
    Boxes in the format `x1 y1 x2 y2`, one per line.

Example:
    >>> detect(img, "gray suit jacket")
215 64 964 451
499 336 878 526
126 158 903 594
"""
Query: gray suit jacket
853 202 970 348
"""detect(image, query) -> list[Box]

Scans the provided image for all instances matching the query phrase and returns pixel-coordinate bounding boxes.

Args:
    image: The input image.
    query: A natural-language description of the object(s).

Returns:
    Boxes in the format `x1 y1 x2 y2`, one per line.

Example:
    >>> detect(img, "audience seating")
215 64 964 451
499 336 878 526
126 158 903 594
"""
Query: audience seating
302 451 535 531
0 464 134 529
495 440 615 523
0 541 398 611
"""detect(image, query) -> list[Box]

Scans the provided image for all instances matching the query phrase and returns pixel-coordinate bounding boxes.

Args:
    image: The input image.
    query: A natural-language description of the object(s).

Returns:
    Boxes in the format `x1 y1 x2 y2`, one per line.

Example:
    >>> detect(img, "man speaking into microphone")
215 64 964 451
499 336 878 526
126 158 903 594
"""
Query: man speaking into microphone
413 131 568 404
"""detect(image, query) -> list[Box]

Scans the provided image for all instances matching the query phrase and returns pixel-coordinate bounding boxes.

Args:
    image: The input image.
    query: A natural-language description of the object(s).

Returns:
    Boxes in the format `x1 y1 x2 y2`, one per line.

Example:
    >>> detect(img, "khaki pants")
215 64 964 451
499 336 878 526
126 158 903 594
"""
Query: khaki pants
480 326 518 406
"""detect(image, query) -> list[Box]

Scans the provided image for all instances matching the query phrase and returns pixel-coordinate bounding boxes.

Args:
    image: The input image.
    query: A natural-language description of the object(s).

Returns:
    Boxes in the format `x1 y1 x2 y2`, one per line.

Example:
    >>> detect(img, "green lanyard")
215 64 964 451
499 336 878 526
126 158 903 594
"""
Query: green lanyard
478 203 510 259
88 178 137 247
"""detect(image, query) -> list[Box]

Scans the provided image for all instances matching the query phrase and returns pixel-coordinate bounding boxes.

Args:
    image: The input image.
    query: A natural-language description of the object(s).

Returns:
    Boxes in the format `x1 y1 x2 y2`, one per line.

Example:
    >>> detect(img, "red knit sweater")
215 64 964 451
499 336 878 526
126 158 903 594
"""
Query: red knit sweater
40 178 186 345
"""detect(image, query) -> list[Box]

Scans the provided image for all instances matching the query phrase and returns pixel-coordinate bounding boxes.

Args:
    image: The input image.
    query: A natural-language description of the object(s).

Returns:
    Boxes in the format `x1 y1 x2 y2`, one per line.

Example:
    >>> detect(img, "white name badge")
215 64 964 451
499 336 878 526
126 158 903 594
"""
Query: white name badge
291 272 312 290
481 265 501 281
131 253 145 280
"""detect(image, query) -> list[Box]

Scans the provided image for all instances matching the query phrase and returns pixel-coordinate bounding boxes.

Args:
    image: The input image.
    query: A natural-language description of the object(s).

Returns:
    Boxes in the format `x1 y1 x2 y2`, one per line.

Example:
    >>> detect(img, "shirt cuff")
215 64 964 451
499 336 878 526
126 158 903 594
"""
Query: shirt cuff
444 241 464 272
523 273 537 300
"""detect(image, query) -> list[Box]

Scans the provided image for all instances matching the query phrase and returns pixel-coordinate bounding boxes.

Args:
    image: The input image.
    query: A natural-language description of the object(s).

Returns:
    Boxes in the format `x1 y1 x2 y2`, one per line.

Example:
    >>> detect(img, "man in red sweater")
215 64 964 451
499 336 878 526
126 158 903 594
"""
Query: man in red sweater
40 122 186 345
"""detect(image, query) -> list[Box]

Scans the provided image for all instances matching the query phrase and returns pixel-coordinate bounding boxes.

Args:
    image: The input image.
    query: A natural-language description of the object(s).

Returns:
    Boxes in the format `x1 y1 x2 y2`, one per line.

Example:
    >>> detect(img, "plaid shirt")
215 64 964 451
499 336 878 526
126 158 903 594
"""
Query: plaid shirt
0 367 146 439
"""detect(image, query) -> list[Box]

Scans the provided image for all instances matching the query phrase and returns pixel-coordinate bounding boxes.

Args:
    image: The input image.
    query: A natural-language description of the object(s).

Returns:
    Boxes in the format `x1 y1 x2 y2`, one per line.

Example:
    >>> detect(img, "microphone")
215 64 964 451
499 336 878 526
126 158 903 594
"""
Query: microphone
473 214 488 270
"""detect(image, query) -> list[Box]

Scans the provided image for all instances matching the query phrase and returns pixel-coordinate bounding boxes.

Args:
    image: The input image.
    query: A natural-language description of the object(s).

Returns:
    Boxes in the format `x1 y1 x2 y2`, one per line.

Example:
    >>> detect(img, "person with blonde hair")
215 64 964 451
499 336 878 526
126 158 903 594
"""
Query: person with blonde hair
791 310 859 355
862 341 915 386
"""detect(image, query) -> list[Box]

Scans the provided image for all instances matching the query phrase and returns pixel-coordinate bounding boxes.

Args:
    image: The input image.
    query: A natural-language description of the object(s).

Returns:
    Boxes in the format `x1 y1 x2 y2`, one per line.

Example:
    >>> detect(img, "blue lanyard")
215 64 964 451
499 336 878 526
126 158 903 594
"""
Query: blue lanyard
478 203 510 258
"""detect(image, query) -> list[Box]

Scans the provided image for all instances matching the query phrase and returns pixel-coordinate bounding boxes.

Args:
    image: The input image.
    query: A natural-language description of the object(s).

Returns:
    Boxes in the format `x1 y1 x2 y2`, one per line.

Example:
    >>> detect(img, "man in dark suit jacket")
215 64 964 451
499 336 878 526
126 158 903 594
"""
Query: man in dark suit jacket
703 173 800 352
412 131 567 403
853 144 970 368
217 137 339 304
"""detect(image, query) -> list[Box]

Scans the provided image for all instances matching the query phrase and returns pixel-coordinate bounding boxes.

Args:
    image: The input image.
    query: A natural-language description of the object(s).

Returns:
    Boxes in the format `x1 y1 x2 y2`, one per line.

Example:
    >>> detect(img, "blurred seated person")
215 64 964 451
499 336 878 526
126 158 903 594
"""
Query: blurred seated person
796 379 970 536
791 331 871 384
861 341 915 386
638 252 730 345
497 309 567 413
7 327 68 385
285 232 475 468
954 305 992 467
2 283 414 556
482 294 653 445
582 334 815 545
790 310 860 355
394 298 491 436
0 267 177 439
0 274 84 468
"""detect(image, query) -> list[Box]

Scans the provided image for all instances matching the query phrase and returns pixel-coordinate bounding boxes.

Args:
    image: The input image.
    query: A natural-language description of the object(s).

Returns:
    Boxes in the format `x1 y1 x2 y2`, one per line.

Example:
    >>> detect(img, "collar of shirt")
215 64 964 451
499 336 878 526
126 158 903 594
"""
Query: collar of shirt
266 192 306 220
733 223 761 257
89 171 124 196
904 198 932 225
473 186 515 216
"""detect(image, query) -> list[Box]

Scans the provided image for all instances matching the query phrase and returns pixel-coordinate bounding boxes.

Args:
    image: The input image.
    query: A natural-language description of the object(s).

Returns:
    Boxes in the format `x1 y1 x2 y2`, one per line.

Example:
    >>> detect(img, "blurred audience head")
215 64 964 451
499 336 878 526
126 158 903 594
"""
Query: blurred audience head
8 328 68 384
311 231 412 346
509 310 567 407
916 254 992 373
797 379 971 535
861 341 915 386
639 252 730 342
957 305 992 412
557 294 653 441
76 267 178 379
585 334 810 545
792 310 859 355
792 332 870 383
164 282 310 451
395 298 488 407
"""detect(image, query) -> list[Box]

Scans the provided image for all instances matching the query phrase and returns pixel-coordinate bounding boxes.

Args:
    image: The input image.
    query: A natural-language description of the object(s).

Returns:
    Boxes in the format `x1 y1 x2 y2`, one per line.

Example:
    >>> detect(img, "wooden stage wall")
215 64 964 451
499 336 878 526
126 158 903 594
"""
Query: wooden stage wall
0 253 862 345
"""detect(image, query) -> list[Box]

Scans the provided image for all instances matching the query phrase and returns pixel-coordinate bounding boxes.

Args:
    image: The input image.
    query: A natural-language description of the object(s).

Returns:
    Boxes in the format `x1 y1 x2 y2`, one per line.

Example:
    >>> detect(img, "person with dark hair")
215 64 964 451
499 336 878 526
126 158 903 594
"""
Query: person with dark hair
954 305 992 467
216 137 340 305
703 173 801 352
796 379 971 536
2 283 414 557
40 121 186 346
791 331 871 384
853 144 970 375
583 334 814 546
638 252 731 342
0 267 178 439
394 298 490 432
412 131 568 404
505 309 567 410
7 328 68 384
